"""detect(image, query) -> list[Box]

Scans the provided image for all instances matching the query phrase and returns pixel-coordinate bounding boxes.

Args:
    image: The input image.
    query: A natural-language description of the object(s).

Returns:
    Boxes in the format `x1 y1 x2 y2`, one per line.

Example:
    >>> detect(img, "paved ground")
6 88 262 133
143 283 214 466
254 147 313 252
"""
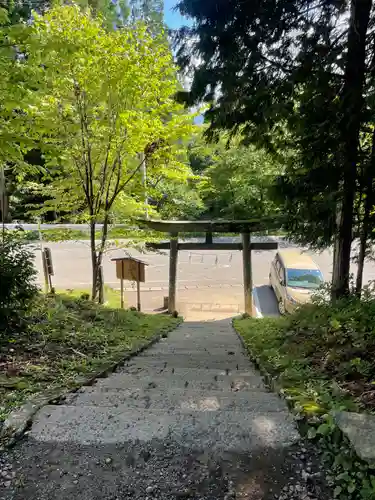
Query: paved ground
1 318 330 500
31 238 375 315
32 238 375 289
118 286 279 317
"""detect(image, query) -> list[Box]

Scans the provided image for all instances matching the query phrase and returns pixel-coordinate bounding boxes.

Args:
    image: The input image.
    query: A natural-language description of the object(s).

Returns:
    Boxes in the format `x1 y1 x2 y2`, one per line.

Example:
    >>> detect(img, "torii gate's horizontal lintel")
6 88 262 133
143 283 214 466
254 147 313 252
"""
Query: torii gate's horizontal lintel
138 218 281 234
146 242 278 251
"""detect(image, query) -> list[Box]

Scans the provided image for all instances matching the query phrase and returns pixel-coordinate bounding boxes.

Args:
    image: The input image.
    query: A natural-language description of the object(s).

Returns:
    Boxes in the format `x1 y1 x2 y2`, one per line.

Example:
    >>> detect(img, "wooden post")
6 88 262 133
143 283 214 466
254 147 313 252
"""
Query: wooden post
42 251 49 294
136 261 141 312
241 232 253 316
48 273 53 294
120 276 124 309
205 231 213 244
168 232 178 313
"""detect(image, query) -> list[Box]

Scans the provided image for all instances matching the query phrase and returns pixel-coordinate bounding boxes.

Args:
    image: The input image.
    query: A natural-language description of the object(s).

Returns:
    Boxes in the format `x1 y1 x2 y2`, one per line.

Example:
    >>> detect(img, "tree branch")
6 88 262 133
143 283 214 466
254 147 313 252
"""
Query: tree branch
80 89 94 211
106 154 146 211
74 83 92 209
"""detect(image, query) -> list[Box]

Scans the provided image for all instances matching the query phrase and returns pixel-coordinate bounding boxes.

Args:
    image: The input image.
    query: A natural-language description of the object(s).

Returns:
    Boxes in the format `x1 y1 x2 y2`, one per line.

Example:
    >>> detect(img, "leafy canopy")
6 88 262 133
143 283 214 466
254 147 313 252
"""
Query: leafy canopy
17 5 194 223
201 144 283 220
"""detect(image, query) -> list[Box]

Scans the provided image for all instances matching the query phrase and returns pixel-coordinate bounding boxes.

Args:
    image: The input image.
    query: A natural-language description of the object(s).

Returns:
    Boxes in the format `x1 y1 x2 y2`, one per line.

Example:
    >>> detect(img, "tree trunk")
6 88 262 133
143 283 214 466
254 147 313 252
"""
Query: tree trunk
355 128 375 295
94 214 110 304
90 220 99 301
331 0 372 300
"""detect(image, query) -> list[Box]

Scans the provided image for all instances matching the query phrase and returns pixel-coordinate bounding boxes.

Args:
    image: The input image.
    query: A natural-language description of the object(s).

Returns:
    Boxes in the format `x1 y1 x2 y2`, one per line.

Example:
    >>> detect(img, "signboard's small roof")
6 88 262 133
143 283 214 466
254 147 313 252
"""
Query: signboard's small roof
111 256 149 265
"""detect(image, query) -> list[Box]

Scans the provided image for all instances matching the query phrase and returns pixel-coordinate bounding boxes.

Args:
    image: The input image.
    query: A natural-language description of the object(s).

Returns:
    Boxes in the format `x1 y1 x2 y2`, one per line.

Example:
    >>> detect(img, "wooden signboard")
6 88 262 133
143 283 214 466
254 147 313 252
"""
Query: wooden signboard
111 256 148 311
115 258 145 282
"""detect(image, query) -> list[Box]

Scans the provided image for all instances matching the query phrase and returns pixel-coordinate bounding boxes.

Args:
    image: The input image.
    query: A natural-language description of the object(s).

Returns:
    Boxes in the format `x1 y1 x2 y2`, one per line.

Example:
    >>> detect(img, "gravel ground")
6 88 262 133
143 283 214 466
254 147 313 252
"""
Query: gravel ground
0 438 331 500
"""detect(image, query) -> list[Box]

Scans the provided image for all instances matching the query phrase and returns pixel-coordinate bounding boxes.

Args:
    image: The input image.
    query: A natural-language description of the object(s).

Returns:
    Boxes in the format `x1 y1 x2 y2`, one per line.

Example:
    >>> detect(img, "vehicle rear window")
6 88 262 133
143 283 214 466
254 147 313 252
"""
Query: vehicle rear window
286 269 323 289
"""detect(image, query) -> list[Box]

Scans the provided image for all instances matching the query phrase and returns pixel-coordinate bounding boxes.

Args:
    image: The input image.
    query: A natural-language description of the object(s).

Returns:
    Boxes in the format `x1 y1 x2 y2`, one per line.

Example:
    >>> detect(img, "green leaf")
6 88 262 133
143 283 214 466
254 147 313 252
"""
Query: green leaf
333 486 342 498
337 472 350 482
307 427 317 439
317 423 333 436
347 484 355 494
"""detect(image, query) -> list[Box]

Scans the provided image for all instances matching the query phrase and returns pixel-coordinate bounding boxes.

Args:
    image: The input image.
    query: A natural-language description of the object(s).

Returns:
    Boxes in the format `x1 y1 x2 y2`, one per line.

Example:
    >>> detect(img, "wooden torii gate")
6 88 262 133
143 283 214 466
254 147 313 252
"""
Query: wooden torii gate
140 219 279 316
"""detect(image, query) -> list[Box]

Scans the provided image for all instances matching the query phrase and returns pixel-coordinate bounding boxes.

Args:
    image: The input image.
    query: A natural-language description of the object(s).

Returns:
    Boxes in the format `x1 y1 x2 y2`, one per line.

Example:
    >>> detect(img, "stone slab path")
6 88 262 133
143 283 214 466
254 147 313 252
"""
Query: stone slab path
1 318 330 500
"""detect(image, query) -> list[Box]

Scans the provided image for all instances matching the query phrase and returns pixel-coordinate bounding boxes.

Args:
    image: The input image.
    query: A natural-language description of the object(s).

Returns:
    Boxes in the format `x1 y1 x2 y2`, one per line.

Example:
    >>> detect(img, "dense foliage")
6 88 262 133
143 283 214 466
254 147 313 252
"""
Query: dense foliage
0 231 38 332
235 293 375 414
2 0 168 223
0 4 195 299
199 144 282 220
176 0 375 298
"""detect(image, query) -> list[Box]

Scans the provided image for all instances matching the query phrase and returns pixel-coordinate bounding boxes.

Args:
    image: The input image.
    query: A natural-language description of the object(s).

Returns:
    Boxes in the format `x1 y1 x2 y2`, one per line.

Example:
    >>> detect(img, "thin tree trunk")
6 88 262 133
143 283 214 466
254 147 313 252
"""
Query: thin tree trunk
90 220 98 301
95 214 110 304
331 0 372 300
356 128 375 295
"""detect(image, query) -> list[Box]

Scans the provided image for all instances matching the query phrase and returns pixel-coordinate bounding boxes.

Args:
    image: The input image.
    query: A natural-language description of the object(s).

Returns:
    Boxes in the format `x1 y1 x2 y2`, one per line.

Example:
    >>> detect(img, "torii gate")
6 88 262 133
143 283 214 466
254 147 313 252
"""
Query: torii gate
140 219 280 316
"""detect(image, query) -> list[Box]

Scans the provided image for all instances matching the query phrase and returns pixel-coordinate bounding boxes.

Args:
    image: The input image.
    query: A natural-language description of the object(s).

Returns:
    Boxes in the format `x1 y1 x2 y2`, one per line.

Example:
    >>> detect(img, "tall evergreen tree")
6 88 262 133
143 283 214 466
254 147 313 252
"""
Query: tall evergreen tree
176 0 375 298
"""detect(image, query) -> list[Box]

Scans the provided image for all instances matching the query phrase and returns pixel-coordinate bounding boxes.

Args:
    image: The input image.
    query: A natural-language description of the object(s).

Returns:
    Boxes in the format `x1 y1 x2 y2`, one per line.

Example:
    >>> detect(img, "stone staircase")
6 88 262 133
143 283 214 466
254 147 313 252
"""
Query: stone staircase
13 319 306 500
31 320 298 451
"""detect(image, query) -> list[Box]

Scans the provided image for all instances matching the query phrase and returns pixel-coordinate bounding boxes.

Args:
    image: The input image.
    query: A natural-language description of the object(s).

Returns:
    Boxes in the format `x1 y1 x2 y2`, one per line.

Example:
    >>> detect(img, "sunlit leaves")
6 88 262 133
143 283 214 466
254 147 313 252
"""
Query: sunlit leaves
9 5 194 223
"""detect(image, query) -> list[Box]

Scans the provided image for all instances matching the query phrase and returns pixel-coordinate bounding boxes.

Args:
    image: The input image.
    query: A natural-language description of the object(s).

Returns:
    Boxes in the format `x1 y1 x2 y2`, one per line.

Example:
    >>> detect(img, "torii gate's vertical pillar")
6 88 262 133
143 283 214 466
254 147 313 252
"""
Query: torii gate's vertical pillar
241 232 253 316
168 232 179 313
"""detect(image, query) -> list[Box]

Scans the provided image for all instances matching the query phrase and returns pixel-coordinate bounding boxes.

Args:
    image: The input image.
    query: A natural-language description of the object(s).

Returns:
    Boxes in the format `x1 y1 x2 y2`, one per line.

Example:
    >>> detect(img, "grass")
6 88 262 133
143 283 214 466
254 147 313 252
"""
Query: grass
61 287 124 308
0 293 181 421
234 295 375 417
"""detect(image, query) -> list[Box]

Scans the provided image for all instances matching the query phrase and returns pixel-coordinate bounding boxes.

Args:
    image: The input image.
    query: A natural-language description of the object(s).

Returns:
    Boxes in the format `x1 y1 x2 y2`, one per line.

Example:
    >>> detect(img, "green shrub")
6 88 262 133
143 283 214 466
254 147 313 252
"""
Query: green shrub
234 294 375 413
0 230 38 333
235 295 375 500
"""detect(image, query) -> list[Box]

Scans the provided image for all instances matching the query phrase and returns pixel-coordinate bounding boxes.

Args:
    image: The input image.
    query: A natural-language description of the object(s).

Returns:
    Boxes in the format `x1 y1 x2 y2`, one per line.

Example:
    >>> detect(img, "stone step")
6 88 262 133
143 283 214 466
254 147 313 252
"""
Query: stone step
94 372 266 392
146 347 244 356
165 331 241 339
65 386 285 412
125 359 250 370
151 341 243 351
31 405 299 450
168 327 238 337
177 322 233 328
118 366 260 384
120 366 256 377
173 326 238 332
126 353 250 370
181 303 240 312
169 330 239 338
163 340 242 349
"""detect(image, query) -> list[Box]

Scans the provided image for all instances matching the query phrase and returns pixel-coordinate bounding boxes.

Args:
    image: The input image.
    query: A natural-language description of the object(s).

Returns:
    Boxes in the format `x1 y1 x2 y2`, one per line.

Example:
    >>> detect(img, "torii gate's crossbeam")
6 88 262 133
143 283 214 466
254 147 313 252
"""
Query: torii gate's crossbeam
140 218 281 234
146 242 277 251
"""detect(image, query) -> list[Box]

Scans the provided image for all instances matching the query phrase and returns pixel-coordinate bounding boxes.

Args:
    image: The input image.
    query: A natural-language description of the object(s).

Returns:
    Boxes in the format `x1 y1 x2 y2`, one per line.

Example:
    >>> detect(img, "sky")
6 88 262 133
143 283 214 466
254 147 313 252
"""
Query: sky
163 0 203 124
164 0 191 29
